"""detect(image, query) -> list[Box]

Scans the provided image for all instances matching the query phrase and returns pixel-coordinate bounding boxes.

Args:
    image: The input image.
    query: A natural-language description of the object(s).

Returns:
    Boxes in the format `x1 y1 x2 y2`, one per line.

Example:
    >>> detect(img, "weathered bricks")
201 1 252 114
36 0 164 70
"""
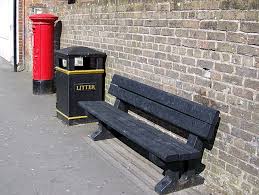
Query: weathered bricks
215 62 234 73
217 42 236 53
248 34 259 46
241 22 259 33
237 45 259 57
226 32 247 44
207 32 225 41
200 20 217 30
235 67 257 78
218 21 239 31
197 59 214 69
233 87 254 100
169 20 200 28
244 79 259 91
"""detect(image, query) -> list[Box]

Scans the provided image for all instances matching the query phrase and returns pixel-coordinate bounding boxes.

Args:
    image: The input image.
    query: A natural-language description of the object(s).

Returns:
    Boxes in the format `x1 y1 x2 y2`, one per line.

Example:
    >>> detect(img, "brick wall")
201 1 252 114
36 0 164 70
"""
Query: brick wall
25 0 259 194
18 0 24 66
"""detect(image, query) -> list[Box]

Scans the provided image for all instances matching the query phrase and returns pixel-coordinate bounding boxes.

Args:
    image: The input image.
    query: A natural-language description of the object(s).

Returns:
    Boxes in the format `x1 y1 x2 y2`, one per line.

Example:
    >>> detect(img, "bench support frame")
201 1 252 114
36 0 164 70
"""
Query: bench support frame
114 99 128 112
90 122 113 141
155 170 179 195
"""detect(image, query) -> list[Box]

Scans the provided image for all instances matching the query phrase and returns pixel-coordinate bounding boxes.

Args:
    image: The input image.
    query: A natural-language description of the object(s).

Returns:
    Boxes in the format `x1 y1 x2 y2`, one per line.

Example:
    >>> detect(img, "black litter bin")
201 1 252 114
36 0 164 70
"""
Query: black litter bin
55 46 106 125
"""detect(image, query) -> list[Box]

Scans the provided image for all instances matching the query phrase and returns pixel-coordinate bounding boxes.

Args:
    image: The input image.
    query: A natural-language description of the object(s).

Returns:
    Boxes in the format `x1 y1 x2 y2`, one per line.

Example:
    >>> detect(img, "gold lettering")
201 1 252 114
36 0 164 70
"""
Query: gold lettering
76 85 81 91
76 84 96 91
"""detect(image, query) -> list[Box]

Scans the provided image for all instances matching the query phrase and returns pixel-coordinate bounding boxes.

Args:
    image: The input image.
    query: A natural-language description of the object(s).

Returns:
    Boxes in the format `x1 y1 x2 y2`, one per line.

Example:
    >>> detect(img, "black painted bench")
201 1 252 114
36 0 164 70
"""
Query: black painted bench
79 74 220 194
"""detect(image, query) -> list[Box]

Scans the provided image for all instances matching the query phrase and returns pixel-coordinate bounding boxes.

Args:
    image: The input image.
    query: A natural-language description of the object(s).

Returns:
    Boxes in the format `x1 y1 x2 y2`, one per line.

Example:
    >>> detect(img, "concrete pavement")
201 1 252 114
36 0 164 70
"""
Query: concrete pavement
0 58 145 195
0 57 205 195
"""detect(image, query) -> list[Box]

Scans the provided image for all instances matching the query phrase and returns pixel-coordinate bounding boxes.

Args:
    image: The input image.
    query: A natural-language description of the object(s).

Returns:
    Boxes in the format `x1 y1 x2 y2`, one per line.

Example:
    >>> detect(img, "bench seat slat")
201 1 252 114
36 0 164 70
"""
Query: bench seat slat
79 101 201 162
109 84 214 140
100 102 193 157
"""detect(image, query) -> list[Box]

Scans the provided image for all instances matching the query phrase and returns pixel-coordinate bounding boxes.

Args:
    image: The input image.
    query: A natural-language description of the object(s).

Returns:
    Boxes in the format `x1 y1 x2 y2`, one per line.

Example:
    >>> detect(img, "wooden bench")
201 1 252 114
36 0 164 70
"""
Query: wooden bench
79 74 220 194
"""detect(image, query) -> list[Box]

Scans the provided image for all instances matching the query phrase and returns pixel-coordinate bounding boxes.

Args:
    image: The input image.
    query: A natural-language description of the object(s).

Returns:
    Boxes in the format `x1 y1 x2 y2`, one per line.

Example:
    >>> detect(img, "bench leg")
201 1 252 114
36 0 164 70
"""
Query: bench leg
89 123 113 141
154 170 179 195
178 159 205 185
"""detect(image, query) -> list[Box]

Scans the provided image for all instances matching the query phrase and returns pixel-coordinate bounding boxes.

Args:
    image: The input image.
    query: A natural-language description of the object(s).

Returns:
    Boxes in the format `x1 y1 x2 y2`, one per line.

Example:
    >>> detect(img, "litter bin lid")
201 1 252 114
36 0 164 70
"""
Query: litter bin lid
56 47 106 58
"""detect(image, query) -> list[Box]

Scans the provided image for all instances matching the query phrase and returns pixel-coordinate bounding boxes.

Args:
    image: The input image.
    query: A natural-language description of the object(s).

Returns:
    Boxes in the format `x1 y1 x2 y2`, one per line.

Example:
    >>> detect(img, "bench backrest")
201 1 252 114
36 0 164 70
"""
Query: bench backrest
109 75 220 142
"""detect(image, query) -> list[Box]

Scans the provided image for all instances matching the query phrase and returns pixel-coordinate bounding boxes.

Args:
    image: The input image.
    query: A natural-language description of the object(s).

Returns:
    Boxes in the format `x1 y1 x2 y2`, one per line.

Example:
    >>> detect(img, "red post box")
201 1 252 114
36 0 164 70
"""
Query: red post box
29 14 58 95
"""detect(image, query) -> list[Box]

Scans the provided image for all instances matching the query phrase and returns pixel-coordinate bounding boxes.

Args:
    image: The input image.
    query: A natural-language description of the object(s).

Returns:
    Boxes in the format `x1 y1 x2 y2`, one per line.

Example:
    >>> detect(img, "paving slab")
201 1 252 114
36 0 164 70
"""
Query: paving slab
0 59 144 195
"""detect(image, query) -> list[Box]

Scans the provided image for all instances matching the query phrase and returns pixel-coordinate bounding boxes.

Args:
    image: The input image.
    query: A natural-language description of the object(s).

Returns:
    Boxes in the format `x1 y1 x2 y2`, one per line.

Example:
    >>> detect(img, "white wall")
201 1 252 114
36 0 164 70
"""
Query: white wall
0 0 14 62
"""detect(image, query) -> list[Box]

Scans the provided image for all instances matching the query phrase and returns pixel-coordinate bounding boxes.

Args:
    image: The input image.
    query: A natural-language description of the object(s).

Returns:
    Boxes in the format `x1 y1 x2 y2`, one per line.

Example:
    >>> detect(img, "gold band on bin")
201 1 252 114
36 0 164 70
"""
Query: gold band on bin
56 109 88 120
55 67 105 75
